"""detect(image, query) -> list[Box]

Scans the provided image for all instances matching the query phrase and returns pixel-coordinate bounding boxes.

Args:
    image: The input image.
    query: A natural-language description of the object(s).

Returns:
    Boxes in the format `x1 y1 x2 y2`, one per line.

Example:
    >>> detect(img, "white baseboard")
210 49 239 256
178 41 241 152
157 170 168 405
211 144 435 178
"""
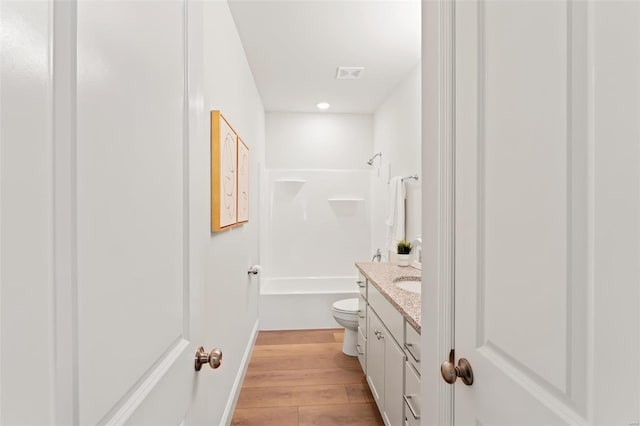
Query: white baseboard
220 319 259 425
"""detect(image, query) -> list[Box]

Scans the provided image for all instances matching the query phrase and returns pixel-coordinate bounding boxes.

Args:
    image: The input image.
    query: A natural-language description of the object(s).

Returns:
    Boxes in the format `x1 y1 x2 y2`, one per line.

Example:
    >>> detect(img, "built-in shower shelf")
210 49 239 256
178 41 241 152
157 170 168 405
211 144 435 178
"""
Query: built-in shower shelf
274 179 307 184
327 198 365 202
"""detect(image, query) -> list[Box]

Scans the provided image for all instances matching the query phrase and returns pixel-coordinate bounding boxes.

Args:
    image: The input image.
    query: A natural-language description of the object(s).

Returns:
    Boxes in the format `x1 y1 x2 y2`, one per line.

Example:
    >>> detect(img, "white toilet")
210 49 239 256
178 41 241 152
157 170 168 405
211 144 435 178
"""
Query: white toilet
331 298 359 356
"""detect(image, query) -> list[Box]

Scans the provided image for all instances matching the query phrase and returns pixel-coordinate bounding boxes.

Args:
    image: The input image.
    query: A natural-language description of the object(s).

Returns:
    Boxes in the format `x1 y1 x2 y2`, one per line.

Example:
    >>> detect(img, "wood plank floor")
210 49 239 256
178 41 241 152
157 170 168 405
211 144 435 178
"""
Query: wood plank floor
231 329 384 426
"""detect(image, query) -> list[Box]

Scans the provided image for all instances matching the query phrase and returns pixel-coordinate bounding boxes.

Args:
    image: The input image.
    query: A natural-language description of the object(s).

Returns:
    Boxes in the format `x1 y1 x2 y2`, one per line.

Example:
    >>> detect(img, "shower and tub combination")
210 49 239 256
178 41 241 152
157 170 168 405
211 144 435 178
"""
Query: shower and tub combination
260 276 360 330
259 151 415 355
259 168 369 332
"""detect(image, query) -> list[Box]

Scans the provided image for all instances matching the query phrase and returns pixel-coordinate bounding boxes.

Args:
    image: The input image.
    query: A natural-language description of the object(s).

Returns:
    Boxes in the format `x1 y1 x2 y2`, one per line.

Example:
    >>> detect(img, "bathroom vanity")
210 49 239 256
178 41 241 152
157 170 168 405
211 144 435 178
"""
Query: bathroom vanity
355 262 421 426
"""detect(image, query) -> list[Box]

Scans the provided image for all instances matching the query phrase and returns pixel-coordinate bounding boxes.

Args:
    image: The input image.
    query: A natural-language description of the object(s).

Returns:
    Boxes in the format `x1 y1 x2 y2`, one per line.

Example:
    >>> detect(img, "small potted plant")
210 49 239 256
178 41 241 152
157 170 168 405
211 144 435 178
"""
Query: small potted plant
396 240 412 267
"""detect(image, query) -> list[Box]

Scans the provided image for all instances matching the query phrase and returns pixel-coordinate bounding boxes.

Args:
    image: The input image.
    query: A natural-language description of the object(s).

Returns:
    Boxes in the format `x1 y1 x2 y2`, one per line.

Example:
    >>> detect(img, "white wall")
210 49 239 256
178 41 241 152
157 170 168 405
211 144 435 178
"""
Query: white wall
372 65 422 259
262 113 373 279
202 1 265 422
266 113 373 169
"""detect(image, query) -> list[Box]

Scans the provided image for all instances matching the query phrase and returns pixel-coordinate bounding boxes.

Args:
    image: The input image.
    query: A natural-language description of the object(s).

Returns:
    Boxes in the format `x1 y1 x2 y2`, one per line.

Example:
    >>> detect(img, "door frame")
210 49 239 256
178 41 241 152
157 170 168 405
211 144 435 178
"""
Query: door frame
421 0 455 424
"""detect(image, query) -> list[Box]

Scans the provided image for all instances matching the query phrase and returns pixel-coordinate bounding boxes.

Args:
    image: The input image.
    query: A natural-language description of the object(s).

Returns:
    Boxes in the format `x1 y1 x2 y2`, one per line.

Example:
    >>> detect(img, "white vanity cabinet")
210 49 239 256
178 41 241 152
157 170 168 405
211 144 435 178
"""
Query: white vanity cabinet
403 323 421 425
356 264 422 426
356 273 367 373
403 359 421 426
367 308 405 426
366 284 405 426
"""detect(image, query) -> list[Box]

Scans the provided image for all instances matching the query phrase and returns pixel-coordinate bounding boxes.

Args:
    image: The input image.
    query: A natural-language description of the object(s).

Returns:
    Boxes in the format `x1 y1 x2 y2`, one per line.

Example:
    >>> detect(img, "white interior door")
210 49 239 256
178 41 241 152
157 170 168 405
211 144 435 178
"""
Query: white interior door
1 1 213 424
452 1 640 425
75 1 210 424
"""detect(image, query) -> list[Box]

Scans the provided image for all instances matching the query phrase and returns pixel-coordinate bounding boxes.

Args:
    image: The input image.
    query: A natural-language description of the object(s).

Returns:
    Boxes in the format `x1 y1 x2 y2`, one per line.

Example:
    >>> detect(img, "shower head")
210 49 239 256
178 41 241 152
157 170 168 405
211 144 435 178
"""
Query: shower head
367 152 382 166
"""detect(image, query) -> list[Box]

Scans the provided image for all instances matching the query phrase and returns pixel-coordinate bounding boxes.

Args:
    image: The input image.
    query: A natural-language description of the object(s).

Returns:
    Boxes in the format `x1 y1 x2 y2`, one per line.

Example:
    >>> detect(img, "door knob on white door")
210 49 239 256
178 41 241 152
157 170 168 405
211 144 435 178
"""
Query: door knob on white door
194 347 223 371
441 349 473 385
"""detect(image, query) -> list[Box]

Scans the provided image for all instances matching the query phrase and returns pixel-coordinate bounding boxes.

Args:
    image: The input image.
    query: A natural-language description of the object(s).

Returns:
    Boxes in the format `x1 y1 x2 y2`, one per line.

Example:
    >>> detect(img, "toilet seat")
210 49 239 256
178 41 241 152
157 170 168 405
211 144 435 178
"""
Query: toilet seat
332 298 358 313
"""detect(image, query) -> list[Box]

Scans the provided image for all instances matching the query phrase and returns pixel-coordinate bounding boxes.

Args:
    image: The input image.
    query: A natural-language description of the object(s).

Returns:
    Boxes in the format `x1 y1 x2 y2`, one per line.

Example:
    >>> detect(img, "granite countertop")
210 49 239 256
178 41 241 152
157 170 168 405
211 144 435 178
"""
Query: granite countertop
355 262 422 333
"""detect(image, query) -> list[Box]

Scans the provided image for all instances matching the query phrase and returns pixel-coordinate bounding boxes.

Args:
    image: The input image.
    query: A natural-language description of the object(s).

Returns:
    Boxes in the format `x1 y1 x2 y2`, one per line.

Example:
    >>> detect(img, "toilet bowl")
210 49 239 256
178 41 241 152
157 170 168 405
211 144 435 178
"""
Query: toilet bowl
331 298 359 356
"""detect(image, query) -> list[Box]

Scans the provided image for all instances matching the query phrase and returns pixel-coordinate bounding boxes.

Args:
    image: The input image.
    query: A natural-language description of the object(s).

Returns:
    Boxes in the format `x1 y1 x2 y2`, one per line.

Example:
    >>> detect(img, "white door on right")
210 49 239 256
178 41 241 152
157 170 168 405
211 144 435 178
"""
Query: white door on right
454 1 639 425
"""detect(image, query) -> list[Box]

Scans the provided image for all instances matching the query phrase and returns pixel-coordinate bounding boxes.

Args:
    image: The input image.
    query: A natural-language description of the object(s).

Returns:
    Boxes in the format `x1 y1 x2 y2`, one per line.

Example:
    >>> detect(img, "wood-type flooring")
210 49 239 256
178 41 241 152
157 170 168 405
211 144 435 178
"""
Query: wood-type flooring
231 329 384 426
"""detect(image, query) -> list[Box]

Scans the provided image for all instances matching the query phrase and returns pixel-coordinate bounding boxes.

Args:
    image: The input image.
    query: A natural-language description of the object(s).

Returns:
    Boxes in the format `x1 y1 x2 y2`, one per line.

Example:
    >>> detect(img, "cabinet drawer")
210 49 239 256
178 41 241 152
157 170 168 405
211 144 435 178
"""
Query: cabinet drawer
357 326 366 374
404 322 421 375
404 360 421 424
368 283 404 346
358 295 367 333
404 400 420 426
357 273 367 298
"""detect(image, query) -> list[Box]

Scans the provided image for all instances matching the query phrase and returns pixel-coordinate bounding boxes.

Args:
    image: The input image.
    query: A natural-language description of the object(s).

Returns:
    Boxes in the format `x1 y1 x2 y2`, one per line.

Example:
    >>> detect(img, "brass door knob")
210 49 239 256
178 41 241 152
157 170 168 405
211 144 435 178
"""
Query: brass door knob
440 349 473 385
194 346 223 371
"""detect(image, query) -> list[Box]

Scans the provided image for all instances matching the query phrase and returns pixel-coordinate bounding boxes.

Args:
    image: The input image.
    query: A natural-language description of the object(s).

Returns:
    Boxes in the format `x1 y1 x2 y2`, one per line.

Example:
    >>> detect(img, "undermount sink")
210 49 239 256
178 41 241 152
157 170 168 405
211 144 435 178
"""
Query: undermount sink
393 276 422 294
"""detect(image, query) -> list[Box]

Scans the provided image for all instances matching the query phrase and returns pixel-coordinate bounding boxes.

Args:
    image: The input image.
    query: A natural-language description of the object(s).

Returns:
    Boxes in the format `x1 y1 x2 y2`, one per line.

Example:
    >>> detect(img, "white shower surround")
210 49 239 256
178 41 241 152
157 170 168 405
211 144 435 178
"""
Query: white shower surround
259 168 371 329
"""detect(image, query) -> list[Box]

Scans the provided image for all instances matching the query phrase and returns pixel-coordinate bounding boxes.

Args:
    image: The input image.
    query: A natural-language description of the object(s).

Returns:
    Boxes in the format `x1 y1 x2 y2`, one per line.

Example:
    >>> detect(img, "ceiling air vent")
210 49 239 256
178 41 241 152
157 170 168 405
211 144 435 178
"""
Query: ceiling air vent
336 67 364 80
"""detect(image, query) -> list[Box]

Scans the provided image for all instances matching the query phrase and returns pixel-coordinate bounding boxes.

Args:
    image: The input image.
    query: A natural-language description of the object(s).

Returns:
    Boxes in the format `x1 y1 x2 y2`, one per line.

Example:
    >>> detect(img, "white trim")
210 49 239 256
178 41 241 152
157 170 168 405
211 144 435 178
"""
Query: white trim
421 0 455 424
181 0 191 342
0 1 4 418
585 1 596 422
439 1 455 423
52 1 78 424
220 319 259 426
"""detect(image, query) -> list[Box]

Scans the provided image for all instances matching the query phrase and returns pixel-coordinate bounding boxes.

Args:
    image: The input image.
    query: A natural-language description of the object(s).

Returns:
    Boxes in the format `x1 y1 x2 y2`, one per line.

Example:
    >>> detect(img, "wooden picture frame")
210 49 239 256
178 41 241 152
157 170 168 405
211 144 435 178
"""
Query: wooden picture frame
237 137 250 223
211 111 237 231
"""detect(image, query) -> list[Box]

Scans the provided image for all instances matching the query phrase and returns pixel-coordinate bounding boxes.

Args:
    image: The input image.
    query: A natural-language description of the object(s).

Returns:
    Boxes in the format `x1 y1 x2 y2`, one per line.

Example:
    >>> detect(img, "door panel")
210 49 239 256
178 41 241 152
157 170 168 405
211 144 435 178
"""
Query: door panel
455 0 588 423
480 0 568 394
75 1 195 424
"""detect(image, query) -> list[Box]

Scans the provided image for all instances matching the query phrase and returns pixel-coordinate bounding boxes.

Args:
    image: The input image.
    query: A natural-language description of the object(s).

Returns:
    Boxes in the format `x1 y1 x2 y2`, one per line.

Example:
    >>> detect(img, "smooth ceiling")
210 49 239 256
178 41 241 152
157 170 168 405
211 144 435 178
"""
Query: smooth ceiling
228 1 421 113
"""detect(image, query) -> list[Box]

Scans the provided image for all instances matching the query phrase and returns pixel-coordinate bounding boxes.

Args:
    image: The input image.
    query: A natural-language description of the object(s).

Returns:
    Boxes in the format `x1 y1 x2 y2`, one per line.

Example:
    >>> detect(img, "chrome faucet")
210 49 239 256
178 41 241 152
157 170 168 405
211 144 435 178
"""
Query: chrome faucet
371 249 382 262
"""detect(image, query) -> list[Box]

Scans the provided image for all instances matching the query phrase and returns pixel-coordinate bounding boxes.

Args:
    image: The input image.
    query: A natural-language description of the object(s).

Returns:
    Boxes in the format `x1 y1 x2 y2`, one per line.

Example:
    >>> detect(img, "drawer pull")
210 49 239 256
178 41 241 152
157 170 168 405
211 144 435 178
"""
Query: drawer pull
358 310 365 319
403 394 420 420
374 330 384 340
404 343 420 363
355 344 365 355
356 280 366 289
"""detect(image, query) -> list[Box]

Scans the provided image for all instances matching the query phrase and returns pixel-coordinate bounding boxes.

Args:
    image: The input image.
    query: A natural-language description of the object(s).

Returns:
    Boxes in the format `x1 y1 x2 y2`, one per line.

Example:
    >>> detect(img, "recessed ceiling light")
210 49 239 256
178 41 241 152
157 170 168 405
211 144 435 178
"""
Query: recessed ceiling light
316 102 330 110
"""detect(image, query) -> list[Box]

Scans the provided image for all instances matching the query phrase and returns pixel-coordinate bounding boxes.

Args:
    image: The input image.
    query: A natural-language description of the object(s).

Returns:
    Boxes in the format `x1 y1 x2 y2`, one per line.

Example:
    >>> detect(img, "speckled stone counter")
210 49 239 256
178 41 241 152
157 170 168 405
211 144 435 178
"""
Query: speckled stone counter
355 262 422 333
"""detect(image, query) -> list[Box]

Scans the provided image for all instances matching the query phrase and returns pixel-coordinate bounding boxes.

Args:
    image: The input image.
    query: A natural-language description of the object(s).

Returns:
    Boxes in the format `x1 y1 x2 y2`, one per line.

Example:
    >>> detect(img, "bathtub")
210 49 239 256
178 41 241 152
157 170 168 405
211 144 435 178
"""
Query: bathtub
259 276 360 330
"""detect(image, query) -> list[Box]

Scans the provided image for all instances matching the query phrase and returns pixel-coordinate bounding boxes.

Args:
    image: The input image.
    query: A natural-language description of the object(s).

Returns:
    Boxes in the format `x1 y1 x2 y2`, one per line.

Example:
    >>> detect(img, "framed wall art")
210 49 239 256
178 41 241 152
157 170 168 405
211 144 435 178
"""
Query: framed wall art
211 111 237 232
237 137 250 223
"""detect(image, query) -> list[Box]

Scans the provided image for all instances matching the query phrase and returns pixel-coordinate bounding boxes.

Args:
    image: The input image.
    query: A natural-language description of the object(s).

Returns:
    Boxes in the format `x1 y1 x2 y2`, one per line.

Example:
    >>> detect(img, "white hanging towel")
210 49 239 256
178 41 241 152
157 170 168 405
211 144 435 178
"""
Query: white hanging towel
386 176 406 252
